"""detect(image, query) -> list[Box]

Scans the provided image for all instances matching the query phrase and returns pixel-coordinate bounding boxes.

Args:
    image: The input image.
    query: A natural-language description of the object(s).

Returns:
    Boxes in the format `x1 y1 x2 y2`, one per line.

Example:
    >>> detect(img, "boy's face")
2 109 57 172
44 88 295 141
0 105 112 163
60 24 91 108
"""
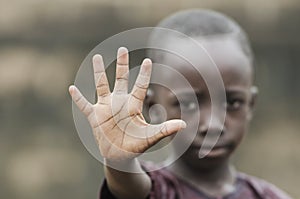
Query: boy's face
146 35 257 169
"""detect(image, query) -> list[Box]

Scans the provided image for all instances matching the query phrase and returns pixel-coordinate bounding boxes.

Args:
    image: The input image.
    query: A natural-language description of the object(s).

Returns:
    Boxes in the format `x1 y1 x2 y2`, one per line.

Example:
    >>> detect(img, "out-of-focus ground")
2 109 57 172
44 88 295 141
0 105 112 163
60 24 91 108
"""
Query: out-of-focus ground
0 0 299 198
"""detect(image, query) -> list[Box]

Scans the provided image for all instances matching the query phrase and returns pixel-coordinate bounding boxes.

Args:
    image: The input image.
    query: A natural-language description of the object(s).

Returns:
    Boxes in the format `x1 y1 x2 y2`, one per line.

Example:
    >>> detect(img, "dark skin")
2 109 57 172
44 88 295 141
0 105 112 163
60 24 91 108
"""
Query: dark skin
70 35 257 199
145 35 257 197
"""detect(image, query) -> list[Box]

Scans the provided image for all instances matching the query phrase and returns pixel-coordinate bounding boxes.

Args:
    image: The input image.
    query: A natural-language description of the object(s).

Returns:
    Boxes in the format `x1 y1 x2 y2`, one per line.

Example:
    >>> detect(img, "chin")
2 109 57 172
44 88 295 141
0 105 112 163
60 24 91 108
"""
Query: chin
181 147 232 170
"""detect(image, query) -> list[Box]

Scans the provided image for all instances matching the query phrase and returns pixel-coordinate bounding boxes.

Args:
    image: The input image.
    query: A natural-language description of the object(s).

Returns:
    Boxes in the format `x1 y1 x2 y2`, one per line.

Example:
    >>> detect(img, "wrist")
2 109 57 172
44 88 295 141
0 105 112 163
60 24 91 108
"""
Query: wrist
104 158 144 173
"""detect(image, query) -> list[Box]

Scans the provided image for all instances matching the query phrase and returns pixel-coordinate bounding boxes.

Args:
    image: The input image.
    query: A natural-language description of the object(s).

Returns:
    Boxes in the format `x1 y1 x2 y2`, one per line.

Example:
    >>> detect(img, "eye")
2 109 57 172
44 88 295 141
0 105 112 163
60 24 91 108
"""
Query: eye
225 98 245 111
177 100 197 112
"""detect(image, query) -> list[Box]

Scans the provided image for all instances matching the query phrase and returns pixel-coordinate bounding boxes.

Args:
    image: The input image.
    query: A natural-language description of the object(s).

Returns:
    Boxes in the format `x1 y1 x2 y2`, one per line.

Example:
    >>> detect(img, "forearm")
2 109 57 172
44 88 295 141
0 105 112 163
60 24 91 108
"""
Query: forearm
104 158 151 199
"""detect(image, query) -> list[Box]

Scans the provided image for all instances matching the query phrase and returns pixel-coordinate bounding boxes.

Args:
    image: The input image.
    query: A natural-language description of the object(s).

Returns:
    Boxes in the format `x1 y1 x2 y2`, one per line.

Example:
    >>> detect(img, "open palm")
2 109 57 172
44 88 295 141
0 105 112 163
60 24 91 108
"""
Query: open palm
69 47 186 161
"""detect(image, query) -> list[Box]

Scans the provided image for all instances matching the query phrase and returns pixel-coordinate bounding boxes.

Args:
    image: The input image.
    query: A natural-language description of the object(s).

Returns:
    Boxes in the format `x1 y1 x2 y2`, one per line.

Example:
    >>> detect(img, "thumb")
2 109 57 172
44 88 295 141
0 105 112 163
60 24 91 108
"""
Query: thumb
148 119 186 144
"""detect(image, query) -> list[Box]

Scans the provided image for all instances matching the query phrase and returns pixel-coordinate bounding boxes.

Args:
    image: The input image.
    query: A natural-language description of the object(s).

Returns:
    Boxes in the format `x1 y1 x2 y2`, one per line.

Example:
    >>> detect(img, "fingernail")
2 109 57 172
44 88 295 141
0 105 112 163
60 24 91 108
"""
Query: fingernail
118 47 128 54
181 121 187 128
143 58 152 64
93 54 102 61
69 85 74 94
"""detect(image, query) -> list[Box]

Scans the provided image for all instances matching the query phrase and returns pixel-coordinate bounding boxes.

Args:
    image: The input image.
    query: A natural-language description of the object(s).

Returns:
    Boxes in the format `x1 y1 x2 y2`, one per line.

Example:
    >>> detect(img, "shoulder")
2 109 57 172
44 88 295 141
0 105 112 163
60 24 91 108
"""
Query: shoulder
237 172 293 199
99 162 180 199
141 162 183 199
142 161 180 187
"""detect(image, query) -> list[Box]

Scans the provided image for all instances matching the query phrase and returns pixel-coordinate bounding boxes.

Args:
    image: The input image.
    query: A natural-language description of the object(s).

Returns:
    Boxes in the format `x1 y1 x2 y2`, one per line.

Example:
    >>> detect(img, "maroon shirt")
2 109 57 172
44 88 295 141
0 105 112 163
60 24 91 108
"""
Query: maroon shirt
100 164 292 199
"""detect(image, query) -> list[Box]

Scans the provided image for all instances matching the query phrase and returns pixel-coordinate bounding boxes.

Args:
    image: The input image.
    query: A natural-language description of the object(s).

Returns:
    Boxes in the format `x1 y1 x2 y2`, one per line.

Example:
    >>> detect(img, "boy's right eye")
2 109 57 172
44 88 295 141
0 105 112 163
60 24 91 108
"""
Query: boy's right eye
173 99 197 112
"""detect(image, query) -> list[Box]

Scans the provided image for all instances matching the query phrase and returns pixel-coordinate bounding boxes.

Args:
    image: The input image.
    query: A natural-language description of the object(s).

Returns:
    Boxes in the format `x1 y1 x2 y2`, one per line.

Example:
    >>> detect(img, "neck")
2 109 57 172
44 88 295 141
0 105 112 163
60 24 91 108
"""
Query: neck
168 157 236 196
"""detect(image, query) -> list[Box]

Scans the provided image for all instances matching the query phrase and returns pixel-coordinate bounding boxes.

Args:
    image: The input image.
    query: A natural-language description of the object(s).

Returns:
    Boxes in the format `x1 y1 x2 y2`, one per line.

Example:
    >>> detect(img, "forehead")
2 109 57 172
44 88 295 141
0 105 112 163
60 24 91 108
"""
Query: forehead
153 35 253 92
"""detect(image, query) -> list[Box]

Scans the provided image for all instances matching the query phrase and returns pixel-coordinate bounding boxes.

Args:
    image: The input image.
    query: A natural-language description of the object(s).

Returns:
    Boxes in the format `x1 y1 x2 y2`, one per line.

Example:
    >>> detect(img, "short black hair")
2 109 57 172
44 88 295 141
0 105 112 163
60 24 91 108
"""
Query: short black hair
148 9 254 65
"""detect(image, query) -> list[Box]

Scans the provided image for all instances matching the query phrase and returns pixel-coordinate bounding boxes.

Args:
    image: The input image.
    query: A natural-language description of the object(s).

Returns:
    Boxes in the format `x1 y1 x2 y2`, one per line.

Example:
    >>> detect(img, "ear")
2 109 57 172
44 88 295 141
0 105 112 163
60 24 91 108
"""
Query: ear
247 86 258 120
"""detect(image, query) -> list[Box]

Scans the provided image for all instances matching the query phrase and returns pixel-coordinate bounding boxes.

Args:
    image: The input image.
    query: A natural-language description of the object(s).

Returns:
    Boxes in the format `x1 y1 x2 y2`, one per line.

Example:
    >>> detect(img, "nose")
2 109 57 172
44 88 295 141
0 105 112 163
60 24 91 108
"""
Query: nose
198 106 225 137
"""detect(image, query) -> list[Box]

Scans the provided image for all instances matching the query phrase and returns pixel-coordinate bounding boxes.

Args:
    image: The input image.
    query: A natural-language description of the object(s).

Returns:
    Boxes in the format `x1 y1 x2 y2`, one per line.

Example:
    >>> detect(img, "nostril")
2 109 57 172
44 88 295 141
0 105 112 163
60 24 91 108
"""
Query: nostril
219 130 224 136
198 124 208 135
199 130 207 137
200 129 224 137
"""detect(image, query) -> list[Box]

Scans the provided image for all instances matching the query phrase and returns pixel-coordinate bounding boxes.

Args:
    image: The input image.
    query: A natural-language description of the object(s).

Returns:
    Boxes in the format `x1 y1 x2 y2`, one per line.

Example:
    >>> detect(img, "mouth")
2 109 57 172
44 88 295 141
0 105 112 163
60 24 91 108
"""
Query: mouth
190 143 234 158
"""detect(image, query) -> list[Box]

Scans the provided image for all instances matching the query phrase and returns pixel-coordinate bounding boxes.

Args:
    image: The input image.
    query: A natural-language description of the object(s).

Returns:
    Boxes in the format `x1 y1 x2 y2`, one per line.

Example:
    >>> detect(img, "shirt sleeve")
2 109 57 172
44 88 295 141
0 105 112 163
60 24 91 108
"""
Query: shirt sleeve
145 167 182 199
261 181 293 199
99 179 152 199
99 165 180 199
238 172 293 199
99 179 118 199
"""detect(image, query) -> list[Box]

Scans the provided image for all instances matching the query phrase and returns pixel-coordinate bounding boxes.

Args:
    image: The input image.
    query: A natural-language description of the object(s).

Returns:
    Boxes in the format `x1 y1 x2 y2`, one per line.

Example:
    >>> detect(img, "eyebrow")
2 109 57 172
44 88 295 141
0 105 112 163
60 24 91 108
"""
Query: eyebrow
169 88 197 94
225 88 248 96
168 88 247 99
168 90 204 99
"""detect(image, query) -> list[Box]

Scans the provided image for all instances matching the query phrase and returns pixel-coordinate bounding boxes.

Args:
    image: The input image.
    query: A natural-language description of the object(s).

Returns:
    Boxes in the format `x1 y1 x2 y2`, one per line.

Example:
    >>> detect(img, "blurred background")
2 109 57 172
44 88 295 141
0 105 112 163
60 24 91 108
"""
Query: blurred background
0 0 299 198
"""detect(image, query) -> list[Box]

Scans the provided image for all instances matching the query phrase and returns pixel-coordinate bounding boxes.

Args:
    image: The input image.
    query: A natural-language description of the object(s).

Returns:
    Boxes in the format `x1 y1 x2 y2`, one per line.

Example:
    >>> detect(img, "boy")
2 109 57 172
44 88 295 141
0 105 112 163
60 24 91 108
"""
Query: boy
69 9 292 199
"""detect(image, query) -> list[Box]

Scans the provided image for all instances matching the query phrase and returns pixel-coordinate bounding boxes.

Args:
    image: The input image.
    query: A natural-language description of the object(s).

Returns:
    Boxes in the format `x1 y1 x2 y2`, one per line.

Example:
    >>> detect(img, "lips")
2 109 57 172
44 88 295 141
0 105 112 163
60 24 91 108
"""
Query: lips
201 144 231 150
191 142 232 149
190 142 234 158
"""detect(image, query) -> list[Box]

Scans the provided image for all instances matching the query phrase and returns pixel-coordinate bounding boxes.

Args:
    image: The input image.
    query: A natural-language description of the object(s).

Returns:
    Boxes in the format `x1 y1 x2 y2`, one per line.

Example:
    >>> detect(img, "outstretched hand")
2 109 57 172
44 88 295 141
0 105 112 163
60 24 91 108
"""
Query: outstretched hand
69 47 186 161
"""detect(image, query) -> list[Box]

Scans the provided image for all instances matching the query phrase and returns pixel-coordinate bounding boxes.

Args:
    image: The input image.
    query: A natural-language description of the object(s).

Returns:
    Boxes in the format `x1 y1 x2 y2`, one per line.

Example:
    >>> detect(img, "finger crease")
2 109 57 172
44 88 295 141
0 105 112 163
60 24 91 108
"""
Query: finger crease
75 95 83 103
117 63 129 66
94 71 105 74
116 77 128 81
96 83 109 88
135 84 147 90
131 94 143 101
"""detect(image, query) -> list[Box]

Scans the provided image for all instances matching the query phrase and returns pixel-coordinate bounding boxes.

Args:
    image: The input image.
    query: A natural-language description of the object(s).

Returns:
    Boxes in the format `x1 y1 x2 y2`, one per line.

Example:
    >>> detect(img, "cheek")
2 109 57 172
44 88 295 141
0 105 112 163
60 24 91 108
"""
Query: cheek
166 106 199 125
170 124 198 146
226 114 249 140
165 105 182 119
